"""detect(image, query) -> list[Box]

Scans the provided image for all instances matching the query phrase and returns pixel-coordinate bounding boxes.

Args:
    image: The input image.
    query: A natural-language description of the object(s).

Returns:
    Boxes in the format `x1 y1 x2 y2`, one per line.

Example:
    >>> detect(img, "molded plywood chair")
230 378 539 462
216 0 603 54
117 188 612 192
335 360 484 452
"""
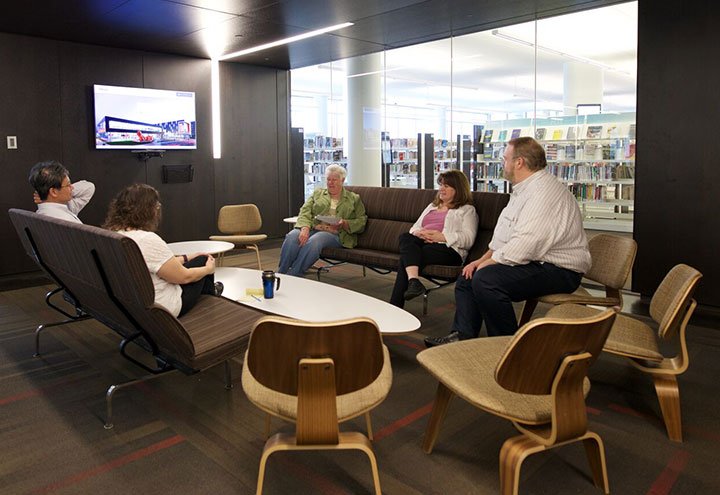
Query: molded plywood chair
418 307 617 495
210 204 267 268
546 264 702 442
518 234 637 326
242 316 392 495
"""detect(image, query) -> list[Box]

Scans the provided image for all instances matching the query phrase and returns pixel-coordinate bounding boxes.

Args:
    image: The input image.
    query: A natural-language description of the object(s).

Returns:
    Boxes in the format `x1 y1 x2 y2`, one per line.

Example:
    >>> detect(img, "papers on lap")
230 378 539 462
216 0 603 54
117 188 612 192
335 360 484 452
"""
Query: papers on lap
315 215 341 225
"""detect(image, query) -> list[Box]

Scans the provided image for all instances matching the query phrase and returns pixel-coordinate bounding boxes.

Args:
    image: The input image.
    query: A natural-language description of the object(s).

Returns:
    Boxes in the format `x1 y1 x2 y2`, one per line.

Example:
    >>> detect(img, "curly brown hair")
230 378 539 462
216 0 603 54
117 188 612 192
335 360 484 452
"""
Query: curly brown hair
104 184 162 231
432 170 473 208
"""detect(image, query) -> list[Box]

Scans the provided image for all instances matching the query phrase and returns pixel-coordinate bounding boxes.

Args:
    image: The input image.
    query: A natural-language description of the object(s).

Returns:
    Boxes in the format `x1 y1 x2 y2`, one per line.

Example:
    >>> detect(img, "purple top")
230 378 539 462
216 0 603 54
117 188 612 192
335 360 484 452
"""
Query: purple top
422 209 448 232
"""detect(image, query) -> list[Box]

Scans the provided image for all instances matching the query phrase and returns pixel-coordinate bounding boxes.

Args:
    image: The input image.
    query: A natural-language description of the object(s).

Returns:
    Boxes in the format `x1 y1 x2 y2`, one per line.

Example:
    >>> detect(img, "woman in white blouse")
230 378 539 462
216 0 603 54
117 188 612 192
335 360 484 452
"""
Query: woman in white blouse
104 184 222 318
389 170 478 308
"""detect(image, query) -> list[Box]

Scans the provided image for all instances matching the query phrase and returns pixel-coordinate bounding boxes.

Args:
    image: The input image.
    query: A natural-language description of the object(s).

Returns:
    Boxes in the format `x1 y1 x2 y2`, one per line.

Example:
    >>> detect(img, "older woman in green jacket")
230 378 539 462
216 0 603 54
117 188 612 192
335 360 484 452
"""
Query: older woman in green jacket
278 164 367 276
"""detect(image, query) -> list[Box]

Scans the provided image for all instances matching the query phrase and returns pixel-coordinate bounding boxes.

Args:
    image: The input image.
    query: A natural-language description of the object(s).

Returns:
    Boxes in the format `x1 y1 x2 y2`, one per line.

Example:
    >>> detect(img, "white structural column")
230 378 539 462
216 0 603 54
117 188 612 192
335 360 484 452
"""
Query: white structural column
346 53 382 186
314 95 328 136
563 61 603 116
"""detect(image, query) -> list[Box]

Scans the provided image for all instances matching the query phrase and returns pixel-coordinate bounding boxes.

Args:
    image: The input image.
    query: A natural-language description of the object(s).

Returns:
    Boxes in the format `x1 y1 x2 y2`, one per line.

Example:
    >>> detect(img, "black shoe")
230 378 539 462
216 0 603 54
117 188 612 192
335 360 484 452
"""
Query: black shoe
214 281 224 296
404 278 426 301
424 331 460 348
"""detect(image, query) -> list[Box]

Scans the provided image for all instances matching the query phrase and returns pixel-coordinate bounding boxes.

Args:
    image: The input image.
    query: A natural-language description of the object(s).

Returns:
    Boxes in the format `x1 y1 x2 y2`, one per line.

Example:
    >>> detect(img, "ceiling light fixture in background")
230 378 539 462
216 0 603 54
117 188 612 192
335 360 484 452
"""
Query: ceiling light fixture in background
491 29 634 77
219 22 354 61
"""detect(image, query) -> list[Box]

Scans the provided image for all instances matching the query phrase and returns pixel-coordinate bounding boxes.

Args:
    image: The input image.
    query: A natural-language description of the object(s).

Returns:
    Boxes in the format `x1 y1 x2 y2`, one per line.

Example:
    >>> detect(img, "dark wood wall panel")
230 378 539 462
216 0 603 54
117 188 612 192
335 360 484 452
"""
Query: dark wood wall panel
0 34 64 274
634 2 720 306
1 32 289 278
214 63 288 239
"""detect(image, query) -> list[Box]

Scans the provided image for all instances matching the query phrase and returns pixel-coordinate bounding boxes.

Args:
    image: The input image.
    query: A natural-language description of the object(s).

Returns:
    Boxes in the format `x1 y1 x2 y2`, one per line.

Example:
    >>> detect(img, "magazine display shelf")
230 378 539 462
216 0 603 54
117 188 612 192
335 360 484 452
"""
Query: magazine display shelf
475 125 636 232
303 135 346 200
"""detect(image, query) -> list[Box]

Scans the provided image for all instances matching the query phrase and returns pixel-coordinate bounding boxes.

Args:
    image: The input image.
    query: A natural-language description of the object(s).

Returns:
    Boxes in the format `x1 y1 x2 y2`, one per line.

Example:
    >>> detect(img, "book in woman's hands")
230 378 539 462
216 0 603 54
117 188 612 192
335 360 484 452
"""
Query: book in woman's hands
315 215 341 225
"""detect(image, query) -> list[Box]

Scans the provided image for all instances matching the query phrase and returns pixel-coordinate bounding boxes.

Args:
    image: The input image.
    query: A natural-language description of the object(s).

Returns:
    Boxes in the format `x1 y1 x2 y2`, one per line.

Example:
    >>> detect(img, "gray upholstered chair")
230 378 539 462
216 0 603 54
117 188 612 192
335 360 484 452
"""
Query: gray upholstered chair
242 316 392 495
210 204 267 268
547 264 702 442
518 233 637 326
418 307 617 495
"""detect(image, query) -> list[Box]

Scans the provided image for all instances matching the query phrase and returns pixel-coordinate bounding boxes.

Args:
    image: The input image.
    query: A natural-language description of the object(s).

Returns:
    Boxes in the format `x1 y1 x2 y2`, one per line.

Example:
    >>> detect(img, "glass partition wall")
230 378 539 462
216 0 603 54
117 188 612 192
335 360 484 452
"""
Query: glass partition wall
291 2 637 232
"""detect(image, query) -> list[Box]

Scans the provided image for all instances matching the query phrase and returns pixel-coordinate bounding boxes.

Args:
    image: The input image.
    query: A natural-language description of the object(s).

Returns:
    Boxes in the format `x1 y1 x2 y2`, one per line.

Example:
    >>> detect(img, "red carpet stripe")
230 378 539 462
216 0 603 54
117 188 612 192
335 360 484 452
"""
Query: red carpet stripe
385 336 423 351
646 449 690 495
684 425 720 443
373 402 434 442
608 403 660 422
586 406 602 416
0 374 93 406
29 435 185 494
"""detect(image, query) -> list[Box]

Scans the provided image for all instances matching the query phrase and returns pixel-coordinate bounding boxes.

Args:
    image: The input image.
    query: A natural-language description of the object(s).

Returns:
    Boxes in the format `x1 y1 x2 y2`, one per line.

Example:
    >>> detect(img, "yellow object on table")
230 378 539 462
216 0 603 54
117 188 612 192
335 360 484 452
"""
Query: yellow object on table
246 288 264 296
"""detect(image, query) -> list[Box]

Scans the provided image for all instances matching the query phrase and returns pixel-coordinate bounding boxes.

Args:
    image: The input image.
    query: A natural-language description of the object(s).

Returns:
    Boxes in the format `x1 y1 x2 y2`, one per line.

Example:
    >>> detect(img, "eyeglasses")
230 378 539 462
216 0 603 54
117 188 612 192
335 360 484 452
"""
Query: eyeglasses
56 182 72 189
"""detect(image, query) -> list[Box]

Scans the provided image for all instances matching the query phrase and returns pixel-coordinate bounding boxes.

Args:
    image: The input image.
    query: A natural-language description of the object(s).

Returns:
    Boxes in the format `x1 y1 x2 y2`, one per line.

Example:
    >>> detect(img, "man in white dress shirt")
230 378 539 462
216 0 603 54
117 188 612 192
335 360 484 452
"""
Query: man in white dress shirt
29 161 95 224
425 137 592 346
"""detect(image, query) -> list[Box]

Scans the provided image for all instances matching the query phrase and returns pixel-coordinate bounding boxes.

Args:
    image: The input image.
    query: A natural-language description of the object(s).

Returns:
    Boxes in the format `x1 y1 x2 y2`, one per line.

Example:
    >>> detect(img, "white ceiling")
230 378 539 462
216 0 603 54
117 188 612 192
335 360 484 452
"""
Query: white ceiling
291 2 637 115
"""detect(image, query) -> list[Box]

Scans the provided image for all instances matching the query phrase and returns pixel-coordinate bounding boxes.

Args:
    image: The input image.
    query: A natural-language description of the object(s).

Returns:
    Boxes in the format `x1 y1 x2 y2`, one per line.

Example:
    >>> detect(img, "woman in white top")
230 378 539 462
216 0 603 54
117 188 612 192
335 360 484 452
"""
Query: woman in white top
390 170 478 308
104 184 221 318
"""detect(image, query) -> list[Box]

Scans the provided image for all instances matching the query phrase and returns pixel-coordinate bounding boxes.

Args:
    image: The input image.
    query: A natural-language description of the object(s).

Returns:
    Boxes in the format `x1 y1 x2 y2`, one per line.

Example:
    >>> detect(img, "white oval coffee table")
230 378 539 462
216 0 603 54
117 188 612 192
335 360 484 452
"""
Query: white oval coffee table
214 267 420 335
168 240 235 265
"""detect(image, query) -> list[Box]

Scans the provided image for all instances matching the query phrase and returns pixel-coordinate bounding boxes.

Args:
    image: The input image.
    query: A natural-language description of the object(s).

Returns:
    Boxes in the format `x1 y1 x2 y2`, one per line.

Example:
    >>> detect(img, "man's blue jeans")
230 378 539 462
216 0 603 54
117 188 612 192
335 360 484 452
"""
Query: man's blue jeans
452 261 582 338
277 229 342 276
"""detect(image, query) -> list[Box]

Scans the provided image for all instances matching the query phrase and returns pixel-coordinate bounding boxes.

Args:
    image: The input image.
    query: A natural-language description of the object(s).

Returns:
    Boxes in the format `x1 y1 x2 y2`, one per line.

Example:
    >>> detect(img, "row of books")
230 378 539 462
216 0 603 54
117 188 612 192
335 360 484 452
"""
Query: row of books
304 136 343 149
435 149 458 160
476 163 505 180
304 150 345 162
390 163 418 174
390 138 418 148
305 161 348 175
548 164 617 182
393 150 418 162
480 123 636 144
568 183 636 202
545 142 635 161
475 181 510 193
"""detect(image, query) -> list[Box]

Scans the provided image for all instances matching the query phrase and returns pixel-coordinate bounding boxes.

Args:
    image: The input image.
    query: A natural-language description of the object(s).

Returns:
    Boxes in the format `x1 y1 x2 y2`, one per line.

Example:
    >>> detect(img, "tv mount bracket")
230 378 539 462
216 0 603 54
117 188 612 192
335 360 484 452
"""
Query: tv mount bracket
133 150 165 162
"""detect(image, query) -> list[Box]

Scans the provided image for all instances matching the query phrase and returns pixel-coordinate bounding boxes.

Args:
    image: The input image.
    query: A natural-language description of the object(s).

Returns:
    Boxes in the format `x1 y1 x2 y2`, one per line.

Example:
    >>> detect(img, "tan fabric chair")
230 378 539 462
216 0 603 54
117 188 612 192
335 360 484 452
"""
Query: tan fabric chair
210 204 267 268
418 307 617 495
547 264 702 442
242 316 392 495
518 233 637 326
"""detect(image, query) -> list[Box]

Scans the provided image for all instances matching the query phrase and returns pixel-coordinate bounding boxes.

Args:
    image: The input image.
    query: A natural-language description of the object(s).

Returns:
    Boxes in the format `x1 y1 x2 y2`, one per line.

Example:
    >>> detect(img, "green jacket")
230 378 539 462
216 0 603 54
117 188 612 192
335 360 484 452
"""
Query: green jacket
296 188 367 248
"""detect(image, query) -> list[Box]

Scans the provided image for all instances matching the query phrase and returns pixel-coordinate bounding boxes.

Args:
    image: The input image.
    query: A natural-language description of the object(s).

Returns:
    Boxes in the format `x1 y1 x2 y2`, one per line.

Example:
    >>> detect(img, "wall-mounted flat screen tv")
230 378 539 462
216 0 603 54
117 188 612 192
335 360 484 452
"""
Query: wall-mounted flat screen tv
94 84 196 149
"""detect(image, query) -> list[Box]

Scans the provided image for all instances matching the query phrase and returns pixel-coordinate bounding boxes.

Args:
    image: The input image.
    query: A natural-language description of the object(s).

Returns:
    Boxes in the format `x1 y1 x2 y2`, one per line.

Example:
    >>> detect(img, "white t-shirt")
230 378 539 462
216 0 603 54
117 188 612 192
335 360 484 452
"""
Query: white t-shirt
117 230 182 317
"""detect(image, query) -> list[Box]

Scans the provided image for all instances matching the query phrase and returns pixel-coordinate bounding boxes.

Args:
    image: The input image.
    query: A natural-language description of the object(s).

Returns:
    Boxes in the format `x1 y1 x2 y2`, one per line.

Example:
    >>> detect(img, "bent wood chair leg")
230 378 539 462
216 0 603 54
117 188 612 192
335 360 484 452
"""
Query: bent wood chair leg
365 411 374 441
249 244 262 270
517 299 539 327
582 432 610 493
255 431 381 495
104 369 178 430
422 382 455 453
653 374 683 442
499 435 545 495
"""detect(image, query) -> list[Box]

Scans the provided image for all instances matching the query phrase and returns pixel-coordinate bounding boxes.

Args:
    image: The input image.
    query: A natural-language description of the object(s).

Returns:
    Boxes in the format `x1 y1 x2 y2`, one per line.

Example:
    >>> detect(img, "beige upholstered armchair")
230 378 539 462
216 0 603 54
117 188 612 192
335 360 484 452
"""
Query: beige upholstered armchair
241 316 392 495
547 263 702 442
418 307 617 495
518 233 637 326
210 204 267 268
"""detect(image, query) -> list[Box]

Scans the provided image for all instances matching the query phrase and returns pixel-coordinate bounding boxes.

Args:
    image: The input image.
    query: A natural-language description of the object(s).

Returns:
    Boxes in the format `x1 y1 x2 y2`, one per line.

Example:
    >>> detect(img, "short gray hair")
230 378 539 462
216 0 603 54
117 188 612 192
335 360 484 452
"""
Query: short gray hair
325 164 347 181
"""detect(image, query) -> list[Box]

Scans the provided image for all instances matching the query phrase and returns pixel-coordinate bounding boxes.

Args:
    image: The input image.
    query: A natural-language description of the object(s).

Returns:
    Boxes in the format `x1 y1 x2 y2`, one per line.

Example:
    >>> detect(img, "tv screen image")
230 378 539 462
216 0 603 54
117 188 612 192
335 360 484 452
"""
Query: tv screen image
94 84 197 149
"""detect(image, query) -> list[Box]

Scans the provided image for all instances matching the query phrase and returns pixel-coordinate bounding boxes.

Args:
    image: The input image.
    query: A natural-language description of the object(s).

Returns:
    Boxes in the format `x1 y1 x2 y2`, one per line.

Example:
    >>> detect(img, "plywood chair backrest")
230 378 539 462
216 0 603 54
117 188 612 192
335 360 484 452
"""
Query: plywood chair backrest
650 264 702 341
8 209 196 362
495 308 617 395
585 234 638 289
246 316 384 396
217 204 262 234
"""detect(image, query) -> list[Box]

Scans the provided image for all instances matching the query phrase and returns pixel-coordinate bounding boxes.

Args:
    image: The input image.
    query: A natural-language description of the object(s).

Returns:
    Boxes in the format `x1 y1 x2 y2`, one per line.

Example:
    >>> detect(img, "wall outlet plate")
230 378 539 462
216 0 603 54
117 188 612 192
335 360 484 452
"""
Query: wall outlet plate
7 136 17 149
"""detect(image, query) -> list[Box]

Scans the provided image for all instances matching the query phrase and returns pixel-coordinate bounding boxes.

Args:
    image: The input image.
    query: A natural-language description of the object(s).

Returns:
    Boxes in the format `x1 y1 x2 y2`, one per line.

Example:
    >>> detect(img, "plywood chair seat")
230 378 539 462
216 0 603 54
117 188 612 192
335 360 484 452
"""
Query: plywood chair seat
419 308 617 495
210 233 267 244
546 264 702 443
547 304 663 361
211 204 266 269
538 285 621 306
418 336 591 424
242 316 390 495
519 234 637 326
241 344 392 423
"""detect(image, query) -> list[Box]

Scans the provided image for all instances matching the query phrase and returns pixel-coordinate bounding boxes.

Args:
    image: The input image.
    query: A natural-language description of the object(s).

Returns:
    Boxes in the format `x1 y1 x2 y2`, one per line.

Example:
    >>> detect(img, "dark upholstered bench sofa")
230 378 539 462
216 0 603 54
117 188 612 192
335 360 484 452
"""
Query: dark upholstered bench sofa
9 208 265 429
319 186 510 313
